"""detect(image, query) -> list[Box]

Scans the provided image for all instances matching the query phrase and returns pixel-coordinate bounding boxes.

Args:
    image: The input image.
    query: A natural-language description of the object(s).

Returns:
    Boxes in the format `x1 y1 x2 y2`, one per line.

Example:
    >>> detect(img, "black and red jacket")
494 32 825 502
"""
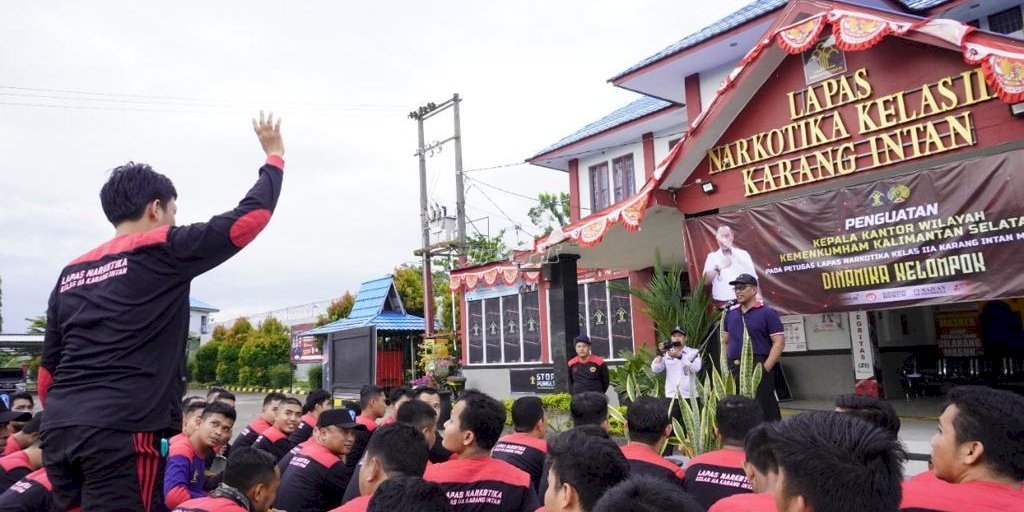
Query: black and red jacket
683 448 753 510
424 457 539 512
567 356 609 394
171 496 247 512
232 417 272 452
253 425 296 463
620 443 684 486
900 476 1024 511
0 468 72 512
490 433 547 494
273 441 353 512
289 413 318 445
0 451 33 490
40 156 284 433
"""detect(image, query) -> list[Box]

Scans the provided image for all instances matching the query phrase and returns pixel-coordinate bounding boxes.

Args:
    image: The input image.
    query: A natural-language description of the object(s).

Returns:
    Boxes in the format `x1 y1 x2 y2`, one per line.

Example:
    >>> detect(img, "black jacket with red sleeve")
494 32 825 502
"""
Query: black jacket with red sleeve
0 468 55 512
253 426 296 463
424 457 539 512
40 157 283 433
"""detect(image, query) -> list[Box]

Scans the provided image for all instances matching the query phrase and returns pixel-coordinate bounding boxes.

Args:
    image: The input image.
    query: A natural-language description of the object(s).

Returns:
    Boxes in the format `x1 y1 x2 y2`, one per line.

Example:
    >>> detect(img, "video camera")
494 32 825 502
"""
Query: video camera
660 340 681 352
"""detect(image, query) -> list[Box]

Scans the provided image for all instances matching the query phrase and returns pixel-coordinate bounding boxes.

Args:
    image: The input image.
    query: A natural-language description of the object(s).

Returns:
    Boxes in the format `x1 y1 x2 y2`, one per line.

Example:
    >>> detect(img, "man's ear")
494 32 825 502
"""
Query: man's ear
559 482 577 510
462 428 476 448
962 440 985 466
365 456 382 482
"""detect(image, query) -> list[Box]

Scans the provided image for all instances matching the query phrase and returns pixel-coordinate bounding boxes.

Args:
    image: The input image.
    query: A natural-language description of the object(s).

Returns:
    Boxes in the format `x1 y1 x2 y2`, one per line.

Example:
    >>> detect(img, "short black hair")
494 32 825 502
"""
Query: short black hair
592 476 705 512
361 385 385 408
279 397 302 410
835 394 900 436
511 396 544 433
770 411 904 512
570 392 608 427
366 476 452 512
946 385 1024 480
304 389 332 414
9 392 32 408
455 390 506 450
626 396 669 445
182 396 204 408
716 395 763 445
343 400 362 416
364 423 429 477
184 400 208 418
743 423 777 475
388 386 415 406
263 392 286 407
100 162 178 225
222 447 278 494
413 386 439 399
201 400 237 423
547 426 629 511
396 400 438 432
207 387 228 400
215 390 236 403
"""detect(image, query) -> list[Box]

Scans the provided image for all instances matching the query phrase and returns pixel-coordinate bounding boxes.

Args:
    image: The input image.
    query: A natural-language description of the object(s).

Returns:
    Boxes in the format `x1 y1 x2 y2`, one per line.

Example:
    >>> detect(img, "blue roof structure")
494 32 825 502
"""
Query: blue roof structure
189 297 218 312
302 276 426 336
529 96 673 159
611 0 954 81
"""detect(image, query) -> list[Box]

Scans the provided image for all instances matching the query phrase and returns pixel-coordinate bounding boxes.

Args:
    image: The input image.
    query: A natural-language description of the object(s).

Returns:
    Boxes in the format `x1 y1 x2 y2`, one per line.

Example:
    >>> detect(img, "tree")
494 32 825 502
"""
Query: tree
314 292 356 327
466 230 509 265
226 318 254 345
24 315 46 334
528 192 571 236
194 340 221 383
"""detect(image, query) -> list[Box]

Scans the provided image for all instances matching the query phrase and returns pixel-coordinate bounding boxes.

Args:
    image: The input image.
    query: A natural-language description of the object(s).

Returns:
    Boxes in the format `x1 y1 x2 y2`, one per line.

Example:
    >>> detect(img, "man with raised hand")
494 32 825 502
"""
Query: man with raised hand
40 113 284 512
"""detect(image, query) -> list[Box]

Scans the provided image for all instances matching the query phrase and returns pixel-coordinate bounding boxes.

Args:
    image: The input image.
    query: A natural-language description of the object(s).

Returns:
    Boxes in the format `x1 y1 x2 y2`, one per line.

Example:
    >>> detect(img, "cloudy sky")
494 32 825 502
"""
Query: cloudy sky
0 0 749 331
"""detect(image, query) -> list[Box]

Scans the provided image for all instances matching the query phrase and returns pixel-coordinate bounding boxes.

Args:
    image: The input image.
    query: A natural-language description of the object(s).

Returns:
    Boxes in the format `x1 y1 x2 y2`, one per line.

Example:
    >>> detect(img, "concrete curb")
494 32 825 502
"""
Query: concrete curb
220 385 309 395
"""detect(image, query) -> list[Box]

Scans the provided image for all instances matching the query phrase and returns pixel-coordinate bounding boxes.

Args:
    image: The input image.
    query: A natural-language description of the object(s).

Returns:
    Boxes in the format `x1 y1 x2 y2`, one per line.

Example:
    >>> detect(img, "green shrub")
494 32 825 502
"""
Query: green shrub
308 365 324 390
216 343 241 385
237 330 289 387
195 341 221 383
269 364 292 388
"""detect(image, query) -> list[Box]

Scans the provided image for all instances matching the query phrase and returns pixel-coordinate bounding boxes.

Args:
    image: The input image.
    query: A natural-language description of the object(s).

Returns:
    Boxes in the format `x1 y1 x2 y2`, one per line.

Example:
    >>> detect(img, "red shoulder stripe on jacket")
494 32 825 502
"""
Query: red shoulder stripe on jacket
70 225 171 266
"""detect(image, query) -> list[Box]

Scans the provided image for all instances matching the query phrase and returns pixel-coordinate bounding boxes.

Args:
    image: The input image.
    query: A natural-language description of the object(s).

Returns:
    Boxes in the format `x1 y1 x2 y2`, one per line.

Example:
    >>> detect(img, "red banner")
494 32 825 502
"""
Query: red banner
684 149 1024 314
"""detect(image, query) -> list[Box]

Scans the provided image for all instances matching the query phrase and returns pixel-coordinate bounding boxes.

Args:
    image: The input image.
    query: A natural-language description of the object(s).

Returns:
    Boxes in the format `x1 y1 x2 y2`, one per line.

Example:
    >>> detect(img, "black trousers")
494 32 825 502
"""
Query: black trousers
41 426 166 512
729 356 782 421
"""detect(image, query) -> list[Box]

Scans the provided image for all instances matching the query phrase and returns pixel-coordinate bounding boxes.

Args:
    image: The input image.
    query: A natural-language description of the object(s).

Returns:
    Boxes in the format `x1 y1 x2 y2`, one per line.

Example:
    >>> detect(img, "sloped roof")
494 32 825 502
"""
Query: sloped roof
189 297 218 312
528 96 674 159
610 0 955 81
301 276 425 335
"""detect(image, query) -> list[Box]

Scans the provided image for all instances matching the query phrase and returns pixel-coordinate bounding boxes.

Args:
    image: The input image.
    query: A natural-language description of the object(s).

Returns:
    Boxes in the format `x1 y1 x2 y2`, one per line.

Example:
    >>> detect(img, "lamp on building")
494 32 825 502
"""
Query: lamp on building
700 180 716 194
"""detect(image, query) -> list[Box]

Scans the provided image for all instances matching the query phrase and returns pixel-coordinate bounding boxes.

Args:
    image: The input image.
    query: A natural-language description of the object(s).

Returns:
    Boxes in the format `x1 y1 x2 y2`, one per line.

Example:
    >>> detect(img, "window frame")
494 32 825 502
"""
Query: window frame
465 287 544 366
611 153 636 203
589 162 611 211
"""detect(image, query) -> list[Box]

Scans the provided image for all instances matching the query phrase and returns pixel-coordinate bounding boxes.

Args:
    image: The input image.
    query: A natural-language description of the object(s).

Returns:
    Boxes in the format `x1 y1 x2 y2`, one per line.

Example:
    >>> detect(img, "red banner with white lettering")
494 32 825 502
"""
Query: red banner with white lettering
683 149 1024 314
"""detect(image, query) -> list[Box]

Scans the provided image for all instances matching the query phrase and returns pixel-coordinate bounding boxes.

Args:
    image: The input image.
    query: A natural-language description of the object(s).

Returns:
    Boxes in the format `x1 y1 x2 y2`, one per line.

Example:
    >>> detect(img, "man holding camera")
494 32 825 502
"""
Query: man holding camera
651 327 702 400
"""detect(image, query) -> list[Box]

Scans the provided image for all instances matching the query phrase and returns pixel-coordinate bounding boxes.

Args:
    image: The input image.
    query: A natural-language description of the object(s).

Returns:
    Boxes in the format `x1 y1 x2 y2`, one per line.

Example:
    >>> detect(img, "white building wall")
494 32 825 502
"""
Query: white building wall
698 61 736 113
652 125 688 166
577 141 646 214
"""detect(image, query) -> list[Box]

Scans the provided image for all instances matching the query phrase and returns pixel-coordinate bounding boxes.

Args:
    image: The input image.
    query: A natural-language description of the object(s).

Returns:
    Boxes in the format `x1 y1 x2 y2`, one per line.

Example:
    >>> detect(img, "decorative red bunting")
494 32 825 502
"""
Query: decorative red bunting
777 15 826 54
449 264 540 291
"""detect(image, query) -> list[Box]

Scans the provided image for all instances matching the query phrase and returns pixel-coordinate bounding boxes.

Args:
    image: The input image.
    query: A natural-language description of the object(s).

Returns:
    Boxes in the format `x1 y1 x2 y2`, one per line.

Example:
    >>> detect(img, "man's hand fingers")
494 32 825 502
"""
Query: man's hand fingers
274 116 282 133
252 117 259 133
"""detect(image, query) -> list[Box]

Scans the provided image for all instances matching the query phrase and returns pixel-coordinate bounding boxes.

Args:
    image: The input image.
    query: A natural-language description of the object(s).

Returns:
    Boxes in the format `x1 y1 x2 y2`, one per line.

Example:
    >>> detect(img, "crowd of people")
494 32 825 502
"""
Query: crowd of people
3 380 1019 511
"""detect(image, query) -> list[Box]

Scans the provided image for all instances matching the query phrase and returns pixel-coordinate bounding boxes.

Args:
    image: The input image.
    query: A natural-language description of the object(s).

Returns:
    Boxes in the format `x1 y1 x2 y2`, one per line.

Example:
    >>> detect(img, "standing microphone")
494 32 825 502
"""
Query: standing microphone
719 299 738 311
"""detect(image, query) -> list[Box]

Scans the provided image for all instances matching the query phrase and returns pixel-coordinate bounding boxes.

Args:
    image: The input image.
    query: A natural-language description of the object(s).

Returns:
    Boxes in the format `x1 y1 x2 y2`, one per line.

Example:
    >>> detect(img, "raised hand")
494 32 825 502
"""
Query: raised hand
252 110 284 157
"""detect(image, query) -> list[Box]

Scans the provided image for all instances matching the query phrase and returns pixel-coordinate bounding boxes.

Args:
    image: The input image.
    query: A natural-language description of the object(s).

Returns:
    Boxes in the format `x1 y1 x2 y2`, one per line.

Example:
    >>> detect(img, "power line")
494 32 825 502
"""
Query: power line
461 127 688 174
468 184 538 238
0 85 406 110
467 176 544 202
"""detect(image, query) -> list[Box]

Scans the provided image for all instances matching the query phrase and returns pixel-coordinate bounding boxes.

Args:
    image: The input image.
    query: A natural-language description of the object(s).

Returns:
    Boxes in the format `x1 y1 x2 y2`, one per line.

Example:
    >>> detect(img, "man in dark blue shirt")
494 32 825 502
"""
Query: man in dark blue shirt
41 113 285 512
722 273 785 421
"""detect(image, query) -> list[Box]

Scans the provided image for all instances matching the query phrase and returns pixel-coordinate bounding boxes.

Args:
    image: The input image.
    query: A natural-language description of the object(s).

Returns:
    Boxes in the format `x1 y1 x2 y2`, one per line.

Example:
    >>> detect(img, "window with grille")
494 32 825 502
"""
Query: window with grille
589 162 610 211
989 7 1022 35
611 154 636 203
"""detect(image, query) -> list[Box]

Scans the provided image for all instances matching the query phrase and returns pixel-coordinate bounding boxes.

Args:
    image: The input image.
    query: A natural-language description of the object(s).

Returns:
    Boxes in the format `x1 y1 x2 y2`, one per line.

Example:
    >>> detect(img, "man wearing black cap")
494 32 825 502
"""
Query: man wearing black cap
722 273 785 421
567 335 609 395
651 326 702 401
0 412 34 457
273 408 358 512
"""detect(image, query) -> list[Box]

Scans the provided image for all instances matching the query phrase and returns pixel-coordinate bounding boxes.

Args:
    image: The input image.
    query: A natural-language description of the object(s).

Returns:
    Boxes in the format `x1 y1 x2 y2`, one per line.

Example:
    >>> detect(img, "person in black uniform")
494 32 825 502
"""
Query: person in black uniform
290 389 333 445
567 335 608 395
0 468 55 512
365 476 451 512
491 397 547 494
40 113 284 512
338 423 431 512
543 426 628 512
273 409 357 512
619 396 683 485
172 447 281 512
253 397 302 462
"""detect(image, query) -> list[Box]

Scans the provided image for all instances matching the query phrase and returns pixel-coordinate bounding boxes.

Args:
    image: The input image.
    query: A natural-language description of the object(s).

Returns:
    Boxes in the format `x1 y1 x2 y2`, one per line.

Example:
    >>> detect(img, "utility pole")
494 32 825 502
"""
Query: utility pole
413 106 435 336
453 94 467 265
409 94 465 336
